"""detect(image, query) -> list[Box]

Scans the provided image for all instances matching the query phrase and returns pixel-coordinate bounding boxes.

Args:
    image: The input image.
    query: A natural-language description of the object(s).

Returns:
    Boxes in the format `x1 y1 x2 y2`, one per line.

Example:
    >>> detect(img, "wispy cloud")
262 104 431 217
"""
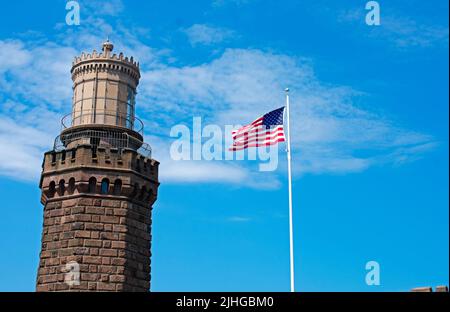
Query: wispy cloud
0 40 32 70
338 8 449 48
0 116 54 181
144 135 282 189
0 40 75 108
381 16 449 48
139 48 436 176
0 0 437 186
182 24 236 46
226 216 252 222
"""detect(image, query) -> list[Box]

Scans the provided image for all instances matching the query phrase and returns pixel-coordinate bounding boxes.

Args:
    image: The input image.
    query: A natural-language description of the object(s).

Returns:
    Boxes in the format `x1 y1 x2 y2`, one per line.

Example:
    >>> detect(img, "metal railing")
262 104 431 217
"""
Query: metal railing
53 129 152 158
61 110 145 136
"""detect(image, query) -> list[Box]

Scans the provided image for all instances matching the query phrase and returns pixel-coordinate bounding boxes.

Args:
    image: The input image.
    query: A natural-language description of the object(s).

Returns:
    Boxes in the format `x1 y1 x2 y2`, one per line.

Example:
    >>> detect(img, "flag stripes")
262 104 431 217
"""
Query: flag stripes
229 107 285 151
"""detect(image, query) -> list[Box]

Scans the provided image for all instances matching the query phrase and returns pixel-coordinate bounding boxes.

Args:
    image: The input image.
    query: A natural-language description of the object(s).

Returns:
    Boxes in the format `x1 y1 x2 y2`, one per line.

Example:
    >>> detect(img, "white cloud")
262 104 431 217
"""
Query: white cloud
163 159 247 183
182 24 236 46
382 16 449 48
138 48 436 177
338 9 449 48
145 135 282 189
227 216 251 222
0 39 75 182
0 40 32 71
0 40 75 108
0 7 437 186
0 116 54 181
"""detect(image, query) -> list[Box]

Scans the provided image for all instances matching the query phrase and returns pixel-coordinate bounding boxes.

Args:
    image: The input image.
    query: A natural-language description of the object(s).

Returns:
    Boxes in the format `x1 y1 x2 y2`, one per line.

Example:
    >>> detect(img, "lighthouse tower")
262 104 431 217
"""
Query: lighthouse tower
36 41 159 292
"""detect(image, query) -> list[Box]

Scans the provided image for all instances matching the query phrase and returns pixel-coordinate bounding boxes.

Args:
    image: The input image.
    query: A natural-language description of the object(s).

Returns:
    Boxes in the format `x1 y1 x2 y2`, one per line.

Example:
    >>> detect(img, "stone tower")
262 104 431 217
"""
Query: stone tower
36 41 159 292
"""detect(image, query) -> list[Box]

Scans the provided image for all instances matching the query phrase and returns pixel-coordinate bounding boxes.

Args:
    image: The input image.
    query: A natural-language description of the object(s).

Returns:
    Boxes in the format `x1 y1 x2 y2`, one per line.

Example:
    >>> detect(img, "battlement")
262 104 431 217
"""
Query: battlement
42 144 159 179
71 41 140 83
72 50 139 68
39 144 159 207
71 54 140 82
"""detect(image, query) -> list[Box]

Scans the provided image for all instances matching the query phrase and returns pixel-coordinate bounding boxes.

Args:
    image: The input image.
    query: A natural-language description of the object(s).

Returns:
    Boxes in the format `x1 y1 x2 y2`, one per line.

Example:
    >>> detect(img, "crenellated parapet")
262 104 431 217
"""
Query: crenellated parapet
72 49 140 69
71 40 140 85
71 53 140 85
39 144 159 206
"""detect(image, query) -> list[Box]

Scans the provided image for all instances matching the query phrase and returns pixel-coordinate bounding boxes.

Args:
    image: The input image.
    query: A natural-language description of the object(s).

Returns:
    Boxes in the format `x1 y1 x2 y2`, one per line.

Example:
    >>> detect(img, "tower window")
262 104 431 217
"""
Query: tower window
48 181 56 198
101 178 110 194
113 179 122 195
68 178 76 195
131 183 139 197
136 158 141 172
139 186 147 201
90 138 100 158
59 180 65 196
88 177 97 193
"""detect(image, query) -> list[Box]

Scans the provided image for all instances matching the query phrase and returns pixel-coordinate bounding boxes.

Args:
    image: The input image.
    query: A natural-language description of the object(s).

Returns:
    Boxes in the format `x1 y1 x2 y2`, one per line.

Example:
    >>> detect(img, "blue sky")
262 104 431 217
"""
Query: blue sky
0 0 448 291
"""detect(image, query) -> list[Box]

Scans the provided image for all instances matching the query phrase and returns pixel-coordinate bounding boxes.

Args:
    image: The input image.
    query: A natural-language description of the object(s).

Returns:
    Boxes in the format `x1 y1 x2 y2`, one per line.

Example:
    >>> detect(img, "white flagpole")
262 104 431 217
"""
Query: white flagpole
285 88 295 292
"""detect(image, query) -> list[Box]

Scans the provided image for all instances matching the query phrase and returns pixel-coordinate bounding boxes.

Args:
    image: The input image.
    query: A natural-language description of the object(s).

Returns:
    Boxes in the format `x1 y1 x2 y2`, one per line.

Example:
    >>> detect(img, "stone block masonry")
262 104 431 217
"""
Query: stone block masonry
36 196 153 292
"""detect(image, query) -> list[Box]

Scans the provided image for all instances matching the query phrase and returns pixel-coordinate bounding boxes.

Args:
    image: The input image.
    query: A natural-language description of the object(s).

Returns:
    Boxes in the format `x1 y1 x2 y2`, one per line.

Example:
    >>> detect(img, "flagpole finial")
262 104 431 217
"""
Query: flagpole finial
285 88 290 93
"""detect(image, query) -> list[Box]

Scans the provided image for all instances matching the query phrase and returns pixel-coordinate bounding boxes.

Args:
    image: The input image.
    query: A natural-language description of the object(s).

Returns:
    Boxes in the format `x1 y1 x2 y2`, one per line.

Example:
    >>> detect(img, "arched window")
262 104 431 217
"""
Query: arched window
131 183 139 197
113 179 122 195
101 178 110 194
59 179 65 196
48 181 56 198
68 178 76 195
88 177 97 193
135 158 141 172
139 186 147 201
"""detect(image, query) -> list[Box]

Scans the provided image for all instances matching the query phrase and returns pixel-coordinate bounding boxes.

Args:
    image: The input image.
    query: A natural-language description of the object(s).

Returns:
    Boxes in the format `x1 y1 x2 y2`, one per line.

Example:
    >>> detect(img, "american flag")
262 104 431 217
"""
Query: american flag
229 107 286 151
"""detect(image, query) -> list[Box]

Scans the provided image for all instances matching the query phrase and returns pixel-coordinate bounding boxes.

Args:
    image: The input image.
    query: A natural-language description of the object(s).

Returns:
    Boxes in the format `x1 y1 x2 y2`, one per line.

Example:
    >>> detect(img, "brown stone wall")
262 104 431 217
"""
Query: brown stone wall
36 195 152 292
